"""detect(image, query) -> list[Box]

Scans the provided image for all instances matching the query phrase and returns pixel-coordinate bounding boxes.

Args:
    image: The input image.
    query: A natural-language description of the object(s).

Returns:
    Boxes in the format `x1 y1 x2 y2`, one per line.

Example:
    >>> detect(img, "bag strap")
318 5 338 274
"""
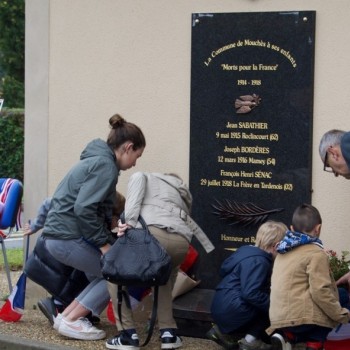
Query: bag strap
120 212 148 231
137 215 148 231
117 212 159 345
117 285 159 347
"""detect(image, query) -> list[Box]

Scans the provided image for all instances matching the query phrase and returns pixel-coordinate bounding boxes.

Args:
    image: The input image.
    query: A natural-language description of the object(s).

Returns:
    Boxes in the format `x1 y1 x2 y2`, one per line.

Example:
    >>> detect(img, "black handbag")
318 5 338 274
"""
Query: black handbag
100 215 172 286
100 215 172 346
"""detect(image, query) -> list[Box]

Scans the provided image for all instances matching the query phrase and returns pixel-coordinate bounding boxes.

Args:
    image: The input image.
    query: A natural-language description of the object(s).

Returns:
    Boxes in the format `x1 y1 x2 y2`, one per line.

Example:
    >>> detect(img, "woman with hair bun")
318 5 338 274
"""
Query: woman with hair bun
42 114 145 340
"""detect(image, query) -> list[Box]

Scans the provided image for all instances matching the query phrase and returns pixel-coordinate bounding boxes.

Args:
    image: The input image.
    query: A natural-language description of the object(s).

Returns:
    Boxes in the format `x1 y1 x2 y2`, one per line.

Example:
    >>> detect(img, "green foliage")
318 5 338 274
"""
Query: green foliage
1 76 24 108
0 0 25 80
327 250 350 281
0 248 23 271
0 108 24 182
0 0 25 108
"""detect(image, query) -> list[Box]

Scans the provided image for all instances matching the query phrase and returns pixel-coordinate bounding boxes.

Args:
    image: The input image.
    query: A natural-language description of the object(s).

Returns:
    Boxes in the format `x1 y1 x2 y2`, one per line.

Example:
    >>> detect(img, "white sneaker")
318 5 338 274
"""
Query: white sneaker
58 317 106 340
53 313 63 331
271 333 292 350
161 331 183 349
238 338 271 350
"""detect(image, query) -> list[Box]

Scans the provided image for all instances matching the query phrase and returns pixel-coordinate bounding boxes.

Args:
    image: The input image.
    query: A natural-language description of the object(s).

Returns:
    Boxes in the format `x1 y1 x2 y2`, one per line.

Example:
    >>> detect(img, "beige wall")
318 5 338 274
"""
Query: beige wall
25 1 350 265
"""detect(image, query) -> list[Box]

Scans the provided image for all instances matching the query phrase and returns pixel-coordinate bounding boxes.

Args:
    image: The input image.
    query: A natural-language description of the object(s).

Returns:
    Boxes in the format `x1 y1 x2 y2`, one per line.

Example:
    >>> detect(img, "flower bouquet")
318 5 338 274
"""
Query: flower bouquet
326 250 350 282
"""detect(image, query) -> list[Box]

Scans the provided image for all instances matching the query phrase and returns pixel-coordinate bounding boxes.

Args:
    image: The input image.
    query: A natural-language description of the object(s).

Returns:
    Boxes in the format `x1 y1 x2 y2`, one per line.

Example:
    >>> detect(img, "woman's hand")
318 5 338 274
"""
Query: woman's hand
117 220 132 237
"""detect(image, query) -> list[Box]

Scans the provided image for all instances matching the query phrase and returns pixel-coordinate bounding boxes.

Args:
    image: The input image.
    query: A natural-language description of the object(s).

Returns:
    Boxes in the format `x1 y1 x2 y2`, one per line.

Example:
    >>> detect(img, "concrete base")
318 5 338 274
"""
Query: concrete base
0 333 73 350
173 288 214 338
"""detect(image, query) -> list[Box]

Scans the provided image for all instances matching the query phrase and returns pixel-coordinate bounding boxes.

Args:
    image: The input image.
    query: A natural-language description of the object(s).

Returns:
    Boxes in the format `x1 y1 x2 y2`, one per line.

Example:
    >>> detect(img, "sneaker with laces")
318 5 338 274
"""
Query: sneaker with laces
106 331 140 350
238 338 272 350
58 317 106 340
54 312 98 330
271 333 292 350
206 324 238 349
37 297 58 325
53 313 63 331
160 329 182 349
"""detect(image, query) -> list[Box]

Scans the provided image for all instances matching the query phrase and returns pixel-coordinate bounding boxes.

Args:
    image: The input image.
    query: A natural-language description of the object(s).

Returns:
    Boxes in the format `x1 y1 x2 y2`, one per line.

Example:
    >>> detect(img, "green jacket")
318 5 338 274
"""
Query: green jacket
42 138 118 248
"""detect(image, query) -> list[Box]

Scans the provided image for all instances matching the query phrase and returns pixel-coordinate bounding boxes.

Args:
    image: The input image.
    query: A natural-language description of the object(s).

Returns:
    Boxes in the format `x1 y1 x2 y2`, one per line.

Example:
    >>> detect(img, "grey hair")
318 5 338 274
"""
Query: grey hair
319 129 346 163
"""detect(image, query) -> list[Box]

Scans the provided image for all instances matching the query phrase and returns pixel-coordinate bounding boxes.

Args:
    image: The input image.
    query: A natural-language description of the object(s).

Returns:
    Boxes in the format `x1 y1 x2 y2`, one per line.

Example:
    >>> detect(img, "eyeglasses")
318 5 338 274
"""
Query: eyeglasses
323 152 334 173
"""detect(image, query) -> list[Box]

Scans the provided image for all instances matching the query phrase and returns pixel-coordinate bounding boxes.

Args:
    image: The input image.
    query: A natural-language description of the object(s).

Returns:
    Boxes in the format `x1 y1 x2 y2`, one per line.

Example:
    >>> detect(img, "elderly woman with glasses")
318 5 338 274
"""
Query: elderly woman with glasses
319 129 350 179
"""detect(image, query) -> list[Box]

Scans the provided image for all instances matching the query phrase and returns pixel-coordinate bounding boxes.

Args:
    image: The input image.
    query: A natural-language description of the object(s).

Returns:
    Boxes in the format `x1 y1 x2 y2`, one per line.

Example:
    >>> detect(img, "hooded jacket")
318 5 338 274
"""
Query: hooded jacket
268 234 349 333
124 172 214 253
29 198 51 233
210 245 273 333
42 139 118 248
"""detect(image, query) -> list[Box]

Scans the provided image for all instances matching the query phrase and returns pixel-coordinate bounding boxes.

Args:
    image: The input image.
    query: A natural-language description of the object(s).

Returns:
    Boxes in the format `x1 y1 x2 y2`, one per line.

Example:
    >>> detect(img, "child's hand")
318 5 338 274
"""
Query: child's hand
336 271 350 290
100 243 111 255
23 223 33 236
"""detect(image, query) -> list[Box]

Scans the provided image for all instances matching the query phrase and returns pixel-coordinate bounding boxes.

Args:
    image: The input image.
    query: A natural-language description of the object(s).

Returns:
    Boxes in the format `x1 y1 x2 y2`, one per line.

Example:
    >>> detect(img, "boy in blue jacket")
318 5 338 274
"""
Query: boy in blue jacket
207 220 287 350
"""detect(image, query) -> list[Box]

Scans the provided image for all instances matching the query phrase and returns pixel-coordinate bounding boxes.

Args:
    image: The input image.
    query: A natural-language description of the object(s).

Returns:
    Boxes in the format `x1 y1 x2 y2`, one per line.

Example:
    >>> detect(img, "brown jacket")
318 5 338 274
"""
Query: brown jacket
268 244 349 334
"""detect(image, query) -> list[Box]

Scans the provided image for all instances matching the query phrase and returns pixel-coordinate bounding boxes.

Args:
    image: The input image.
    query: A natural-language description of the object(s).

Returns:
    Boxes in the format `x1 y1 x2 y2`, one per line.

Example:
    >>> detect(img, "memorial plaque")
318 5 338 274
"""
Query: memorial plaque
189 11 316 289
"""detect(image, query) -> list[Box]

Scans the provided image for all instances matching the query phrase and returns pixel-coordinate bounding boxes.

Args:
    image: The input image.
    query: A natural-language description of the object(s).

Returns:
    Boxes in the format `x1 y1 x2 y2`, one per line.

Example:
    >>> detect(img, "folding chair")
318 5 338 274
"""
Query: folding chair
0 178 23 293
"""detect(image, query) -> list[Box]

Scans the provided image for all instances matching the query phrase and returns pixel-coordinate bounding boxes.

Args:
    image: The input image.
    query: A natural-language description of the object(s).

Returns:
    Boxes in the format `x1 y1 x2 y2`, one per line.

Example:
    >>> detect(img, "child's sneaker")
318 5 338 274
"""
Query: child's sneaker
271 333 292 350
58 317 106 340
37 297 57 325
238 338 272 350
206 324 238 349
106 331 140 350
160 329 182 349
86 312 100 325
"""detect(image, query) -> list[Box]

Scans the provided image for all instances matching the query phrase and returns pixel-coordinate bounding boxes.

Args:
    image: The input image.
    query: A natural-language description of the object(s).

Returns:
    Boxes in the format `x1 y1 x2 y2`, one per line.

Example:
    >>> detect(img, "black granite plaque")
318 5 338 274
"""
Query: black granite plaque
189 11 316 289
